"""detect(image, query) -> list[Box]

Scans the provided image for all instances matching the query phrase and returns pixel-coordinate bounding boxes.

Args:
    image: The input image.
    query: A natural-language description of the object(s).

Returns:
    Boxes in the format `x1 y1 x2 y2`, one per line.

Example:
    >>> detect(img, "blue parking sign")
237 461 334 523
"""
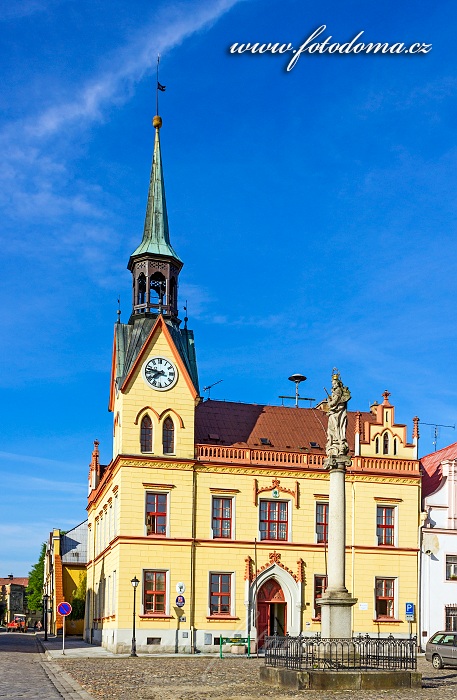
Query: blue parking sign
405 602 414 617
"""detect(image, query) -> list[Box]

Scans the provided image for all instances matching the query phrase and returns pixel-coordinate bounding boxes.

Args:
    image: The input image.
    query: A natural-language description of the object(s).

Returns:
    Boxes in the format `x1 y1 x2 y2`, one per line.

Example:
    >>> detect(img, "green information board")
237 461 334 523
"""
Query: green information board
219 636 251 658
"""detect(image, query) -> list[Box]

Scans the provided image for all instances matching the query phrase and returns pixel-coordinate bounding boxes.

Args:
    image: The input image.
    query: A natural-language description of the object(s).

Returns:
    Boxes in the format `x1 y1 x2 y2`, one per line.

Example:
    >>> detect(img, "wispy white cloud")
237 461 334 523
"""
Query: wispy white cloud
209 313 288 328
0 0 55 21
0 0 246 266
0 451 80 469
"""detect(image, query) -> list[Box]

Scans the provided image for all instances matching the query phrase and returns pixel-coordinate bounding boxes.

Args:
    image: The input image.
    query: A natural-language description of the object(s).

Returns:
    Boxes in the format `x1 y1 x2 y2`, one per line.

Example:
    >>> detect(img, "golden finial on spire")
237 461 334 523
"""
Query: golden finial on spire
153 115 162 129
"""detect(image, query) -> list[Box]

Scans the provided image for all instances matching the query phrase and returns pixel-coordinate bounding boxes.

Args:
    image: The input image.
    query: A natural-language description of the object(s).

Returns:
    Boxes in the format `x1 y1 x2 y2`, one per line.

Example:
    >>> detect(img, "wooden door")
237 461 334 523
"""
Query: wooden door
257 602 270 648
256 579 286 648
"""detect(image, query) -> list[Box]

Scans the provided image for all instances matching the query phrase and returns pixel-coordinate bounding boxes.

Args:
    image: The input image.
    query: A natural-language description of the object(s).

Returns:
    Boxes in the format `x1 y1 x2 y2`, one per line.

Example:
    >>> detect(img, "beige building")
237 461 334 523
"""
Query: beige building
44 522 87 635
85 112 422 653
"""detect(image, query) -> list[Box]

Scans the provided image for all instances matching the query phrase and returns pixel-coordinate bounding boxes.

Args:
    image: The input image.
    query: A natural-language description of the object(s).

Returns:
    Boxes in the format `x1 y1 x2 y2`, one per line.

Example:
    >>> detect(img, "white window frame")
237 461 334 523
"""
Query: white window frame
113 493 118 537
208 571 235 617
112 570 117 615
258 498 292 543
141 568 170 616
374 576 398 620
144 490 171 538
445 554 457 581
210 495 235 539
315 500 329 544
375 503 398 547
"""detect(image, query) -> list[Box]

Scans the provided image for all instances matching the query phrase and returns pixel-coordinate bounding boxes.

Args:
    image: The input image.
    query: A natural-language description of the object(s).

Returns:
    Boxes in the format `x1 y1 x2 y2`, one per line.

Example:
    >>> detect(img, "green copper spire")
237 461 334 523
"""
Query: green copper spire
130 116 182 263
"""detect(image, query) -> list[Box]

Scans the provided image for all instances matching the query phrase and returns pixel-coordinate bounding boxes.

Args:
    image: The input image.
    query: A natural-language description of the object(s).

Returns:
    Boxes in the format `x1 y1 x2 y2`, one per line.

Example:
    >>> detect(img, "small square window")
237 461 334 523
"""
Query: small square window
446 555 457 581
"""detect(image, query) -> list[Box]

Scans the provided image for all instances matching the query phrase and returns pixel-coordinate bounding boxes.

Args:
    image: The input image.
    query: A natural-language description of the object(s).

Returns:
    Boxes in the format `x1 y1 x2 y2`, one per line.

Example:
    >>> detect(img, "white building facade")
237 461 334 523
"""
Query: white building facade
421 444 457 644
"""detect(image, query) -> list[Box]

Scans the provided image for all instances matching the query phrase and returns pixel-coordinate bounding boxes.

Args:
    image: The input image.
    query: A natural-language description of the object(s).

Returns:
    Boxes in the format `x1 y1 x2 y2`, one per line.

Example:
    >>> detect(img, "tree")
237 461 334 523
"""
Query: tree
27 543 46 611
68 572 86 620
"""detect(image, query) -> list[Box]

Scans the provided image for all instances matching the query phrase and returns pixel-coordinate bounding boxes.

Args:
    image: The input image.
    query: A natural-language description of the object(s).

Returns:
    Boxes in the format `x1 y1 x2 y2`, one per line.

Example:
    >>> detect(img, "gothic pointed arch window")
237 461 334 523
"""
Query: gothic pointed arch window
383 432 389 455
150 272 166 309
137 273 146 305
375 437 380 454
140 414 153 452
393 438 397 456
163 416 174 454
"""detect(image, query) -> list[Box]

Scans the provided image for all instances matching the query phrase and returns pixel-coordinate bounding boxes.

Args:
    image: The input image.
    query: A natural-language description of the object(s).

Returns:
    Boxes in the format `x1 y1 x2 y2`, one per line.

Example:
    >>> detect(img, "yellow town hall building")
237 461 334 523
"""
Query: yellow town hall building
84 113 421 653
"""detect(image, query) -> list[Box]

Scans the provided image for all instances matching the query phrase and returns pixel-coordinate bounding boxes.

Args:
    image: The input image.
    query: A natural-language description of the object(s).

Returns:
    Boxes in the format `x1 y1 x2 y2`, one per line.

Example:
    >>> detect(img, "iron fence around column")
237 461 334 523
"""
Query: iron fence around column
264 634 417 671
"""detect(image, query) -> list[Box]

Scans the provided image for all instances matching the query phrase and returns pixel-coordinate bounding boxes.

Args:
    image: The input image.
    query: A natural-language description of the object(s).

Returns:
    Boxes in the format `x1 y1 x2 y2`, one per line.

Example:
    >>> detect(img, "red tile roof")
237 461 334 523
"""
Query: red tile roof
195 400 375 453
421 441 457 498
0 577 28 587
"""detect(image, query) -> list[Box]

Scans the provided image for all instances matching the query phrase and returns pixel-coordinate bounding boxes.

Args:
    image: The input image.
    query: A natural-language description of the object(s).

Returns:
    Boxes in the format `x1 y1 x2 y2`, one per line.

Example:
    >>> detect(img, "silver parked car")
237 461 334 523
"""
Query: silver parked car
425 631 457 669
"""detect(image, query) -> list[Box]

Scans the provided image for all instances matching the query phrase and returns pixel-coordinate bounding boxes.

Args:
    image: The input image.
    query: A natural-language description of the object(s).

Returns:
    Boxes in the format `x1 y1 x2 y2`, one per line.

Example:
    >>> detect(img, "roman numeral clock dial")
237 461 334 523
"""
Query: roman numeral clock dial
142 356 178 391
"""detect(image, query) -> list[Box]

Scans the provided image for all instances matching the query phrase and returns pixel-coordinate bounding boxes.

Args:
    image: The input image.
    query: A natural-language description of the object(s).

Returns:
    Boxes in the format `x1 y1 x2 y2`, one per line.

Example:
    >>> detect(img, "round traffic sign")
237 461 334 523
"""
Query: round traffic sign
57 601 72 616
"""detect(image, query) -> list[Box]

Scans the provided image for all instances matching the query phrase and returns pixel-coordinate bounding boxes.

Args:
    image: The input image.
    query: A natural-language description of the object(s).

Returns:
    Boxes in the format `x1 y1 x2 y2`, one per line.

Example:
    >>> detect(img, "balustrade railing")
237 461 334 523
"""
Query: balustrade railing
195 445 419 472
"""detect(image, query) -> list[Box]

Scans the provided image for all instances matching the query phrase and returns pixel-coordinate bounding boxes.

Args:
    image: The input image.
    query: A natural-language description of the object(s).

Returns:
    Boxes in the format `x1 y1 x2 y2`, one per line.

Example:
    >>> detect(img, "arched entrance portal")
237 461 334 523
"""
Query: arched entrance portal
257 579 287 648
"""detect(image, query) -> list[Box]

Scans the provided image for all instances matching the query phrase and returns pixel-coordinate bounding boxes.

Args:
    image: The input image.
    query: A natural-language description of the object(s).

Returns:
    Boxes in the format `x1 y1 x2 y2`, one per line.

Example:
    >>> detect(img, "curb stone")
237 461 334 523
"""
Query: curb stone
36 637 96 700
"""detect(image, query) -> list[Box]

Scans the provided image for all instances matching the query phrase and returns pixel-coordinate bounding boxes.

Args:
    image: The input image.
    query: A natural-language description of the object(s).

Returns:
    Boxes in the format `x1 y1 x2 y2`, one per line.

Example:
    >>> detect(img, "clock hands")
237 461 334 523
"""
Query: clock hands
147 368 165 379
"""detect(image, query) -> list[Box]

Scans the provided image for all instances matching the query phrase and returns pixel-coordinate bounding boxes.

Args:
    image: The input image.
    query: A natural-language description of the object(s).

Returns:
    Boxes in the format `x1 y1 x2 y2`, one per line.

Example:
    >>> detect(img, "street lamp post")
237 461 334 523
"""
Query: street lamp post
42 594 48 641
130 576 139 657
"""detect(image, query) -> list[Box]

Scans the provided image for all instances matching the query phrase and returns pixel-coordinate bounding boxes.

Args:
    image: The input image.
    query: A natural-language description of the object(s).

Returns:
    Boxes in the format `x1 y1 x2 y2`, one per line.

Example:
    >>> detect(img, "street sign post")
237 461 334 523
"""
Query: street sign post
57 602 72 655
405 602 415 621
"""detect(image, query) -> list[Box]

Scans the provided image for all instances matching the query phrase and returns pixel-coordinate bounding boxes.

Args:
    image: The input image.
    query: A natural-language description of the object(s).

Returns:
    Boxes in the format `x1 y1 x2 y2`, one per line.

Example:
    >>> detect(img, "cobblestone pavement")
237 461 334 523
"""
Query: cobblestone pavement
58 655 457 699
0 632 94 699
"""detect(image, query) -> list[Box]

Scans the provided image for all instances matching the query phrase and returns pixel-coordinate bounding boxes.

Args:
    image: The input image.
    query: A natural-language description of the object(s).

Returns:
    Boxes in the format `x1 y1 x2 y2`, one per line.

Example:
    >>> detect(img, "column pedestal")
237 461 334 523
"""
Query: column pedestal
320 592 358 639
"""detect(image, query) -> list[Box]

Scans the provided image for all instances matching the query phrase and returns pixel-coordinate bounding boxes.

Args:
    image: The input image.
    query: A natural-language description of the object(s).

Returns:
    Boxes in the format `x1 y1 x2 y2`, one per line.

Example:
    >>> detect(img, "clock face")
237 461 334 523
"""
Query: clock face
143 356 178 391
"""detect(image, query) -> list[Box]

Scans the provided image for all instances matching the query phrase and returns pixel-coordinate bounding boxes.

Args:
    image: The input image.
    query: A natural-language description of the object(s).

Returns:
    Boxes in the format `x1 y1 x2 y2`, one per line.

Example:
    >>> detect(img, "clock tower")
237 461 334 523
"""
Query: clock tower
106 112 199 464
127 115 182 322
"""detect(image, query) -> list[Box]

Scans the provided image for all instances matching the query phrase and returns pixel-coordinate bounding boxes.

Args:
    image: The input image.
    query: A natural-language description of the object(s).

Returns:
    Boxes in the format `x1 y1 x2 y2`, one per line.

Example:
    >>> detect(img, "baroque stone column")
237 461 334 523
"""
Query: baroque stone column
319 371 357 639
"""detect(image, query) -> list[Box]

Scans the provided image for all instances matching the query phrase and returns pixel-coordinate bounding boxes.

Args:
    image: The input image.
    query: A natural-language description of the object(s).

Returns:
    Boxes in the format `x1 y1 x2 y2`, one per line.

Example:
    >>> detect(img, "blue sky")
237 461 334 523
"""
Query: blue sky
1 0 456 575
